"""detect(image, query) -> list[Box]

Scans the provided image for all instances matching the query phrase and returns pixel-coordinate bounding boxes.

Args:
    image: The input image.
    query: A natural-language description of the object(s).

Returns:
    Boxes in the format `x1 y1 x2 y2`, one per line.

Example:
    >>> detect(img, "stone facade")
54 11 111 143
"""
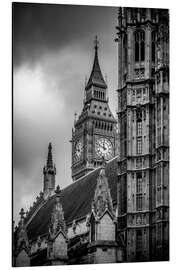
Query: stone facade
116 7 169 261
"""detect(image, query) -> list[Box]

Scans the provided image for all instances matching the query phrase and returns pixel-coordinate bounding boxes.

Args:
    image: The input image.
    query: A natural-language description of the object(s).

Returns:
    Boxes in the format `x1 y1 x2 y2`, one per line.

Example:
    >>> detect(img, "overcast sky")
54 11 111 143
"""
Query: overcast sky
13 3 118 224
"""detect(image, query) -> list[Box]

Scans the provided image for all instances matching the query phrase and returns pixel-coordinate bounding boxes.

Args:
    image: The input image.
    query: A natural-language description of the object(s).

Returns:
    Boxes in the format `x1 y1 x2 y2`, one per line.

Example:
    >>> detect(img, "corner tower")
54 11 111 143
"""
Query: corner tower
71 37 117 181
116 8 169 262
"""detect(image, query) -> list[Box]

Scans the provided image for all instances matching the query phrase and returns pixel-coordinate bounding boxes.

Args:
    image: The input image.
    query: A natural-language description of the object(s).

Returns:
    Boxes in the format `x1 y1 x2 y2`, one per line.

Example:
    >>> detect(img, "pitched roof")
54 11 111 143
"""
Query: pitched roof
26 157 118 240
86 43 107 90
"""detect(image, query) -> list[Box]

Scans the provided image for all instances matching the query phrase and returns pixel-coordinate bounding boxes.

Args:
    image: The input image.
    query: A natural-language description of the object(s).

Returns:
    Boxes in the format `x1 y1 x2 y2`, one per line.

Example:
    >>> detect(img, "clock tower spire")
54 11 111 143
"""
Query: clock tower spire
71 37 117 181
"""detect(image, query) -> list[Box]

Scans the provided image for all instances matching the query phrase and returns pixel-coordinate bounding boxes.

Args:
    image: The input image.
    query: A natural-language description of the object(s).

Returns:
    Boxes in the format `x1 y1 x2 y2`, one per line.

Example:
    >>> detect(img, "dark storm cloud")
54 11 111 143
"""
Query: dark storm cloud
13 3 118 224
13 2 116 67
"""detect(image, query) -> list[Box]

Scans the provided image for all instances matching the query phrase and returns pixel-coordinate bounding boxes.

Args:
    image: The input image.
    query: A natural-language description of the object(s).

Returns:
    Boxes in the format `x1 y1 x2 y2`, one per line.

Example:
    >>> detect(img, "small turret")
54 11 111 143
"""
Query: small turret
43 143 56 199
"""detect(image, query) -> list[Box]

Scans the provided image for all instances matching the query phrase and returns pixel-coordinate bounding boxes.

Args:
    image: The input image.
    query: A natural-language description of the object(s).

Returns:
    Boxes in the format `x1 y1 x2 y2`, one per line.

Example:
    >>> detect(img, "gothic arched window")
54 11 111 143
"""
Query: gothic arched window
152 31 156 62
136 173 143 211
135 31 145 62
136 109 142 154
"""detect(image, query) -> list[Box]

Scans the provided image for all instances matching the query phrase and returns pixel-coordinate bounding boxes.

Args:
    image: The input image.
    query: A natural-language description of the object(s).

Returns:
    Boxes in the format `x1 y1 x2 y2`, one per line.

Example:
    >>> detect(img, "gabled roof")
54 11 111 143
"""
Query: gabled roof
86 40 107 90
26 157 118 240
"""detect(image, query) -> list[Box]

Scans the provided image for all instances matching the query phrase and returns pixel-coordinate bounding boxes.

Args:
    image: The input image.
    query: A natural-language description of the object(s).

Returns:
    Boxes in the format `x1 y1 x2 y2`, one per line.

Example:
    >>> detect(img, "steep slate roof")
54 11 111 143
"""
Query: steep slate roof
86 40 107 90
27 157 118 240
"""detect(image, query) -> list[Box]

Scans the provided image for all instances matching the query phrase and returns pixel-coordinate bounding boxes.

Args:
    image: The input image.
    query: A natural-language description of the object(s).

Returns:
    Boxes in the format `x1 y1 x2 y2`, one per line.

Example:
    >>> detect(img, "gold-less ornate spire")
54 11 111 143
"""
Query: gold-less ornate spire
47 142 53 168
43 143 56 199
86 36 107 90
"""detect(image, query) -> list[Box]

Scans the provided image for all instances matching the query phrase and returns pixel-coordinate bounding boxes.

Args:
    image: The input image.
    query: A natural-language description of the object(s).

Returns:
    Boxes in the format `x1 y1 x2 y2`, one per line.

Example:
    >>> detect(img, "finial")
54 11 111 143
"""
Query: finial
94 35 99 51
19 208 25 219
39 191 43 198
55 185 61 194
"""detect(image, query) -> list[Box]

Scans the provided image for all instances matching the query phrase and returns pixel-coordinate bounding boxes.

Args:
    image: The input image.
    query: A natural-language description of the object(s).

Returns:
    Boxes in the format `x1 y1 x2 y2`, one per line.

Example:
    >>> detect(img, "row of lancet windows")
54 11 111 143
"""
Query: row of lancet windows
94 90 105 100
95 120 113 131
134 30 156 62
130 8 157 23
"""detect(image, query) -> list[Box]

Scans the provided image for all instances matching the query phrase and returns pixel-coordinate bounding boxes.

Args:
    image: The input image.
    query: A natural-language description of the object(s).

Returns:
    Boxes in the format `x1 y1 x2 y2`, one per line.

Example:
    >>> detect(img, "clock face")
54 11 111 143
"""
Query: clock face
95 137 113 160
74 139 83 162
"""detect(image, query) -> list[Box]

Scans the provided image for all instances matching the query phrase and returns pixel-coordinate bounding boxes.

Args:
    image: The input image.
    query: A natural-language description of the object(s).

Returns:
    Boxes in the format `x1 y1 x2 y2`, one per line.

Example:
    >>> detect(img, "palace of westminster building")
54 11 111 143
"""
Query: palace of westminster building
13 7 169 266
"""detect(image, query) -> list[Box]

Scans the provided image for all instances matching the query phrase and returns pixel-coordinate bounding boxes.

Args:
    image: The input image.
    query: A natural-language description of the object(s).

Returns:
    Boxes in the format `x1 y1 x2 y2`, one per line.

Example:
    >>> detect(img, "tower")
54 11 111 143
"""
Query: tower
71 37 117 181
116 8 169 261
43 143 56 199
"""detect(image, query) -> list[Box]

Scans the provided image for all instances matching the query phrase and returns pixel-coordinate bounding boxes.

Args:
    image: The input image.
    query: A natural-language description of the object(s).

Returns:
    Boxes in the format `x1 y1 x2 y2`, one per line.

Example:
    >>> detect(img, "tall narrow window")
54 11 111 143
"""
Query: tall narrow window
134 31 145 62
135 32 139 62
136 230 143 260
124 34 127 64
137 120 142 136
137 173 142 193
137 137 142 154
141 39 145 61
136 110 142 154
157 223 162 246
136 173 143 211
152 31 156 62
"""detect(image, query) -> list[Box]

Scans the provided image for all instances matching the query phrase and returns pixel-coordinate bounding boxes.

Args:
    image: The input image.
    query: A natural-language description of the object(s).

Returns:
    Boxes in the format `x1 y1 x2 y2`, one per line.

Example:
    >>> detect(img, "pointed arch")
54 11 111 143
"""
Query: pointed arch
134 30 145 62
152 31 157 62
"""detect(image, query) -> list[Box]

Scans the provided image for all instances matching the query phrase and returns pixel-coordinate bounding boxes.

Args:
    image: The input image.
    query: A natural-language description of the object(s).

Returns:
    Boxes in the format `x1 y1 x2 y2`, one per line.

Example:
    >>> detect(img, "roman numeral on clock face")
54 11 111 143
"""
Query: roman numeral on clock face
95 137 113 160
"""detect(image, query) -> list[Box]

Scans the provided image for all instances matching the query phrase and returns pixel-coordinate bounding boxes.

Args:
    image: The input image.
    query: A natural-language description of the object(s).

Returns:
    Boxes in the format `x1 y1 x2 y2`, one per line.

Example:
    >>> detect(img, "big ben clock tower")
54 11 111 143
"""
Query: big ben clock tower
71 37 117 181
